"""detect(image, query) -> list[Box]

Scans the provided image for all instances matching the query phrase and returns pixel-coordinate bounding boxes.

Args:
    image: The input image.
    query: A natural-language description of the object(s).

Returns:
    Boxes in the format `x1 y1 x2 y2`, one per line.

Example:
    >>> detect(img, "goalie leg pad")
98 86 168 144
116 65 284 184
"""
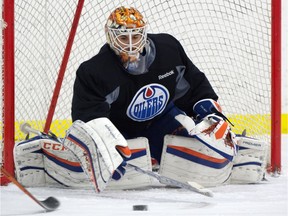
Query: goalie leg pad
107 137 154 190
14 136 46 187
159 135 233 187
42 140 89 188
14 122 150 190
159 135 232 187
230 136 269 184
14 135 89 188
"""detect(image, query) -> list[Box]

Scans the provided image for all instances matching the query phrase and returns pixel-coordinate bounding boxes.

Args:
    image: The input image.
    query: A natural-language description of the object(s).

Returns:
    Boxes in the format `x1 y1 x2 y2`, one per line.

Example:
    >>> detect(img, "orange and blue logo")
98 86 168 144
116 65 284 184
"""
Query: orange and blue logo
127 83 170 121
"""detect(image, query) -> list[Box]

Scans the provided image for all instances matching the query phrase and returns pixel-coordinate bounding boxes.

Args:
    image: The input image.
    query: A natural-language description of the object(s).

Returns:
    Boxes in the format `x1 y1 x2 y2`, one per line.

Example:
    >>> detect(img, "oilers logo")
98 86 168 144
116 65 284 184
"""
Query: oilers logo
127 84 170 121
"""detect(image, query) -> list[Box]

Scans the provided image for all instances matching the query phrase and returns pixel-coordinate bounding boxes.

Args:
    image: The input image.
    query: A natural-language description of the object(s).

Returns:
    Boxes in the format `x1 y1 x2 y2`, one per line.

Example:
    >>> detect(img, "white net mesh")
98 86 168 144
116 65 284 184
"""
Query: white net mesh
1 0 271 165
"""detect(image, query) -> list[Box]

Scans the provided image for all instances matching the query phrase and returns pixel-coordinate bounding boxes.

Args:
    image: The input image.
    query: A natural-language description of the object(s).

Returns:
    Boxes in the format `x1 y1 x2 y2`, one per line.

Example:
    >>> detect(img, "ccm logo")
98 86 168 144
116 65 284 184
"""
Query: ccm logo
43 142 66 151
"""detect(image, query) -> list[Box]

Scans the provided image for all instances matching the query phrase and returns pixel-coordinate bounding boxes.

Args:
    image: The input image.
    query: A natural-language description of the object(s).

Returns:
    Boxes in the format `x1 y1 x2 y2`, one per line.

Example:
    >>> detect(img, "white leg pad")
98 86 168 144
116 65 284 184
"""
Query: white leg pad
14 135 153 189
159 135 233 187
107 137 154 190
41 140 89 188
14 136 89 188
14 137 46 187
230 136 269 184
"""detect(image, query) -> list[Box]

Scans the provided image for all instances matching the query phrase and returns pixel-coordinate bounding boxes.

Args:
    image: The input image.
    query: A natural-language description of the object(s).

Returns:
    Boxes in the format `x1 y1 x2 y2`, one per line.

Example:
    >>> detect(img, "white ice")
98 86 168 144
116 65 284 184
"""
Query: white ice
0 135 287 216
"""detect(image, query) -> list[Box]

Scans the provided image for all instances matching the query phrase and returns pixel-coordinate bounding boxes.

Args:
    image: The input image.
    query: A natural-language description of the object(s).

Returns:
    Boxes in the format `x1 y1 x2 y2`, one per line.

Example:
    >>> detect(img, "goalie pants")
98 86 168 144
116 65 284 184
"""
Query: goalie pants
122 102 189 163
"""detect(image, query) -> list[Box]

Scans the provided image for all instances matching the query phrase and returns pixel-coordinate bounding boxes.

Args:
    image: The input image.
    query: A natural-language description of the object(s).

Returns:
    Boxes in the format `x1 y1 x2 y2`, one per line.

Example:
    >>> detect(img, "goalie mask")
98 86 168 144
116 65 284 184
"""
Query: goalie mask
105 7 147 66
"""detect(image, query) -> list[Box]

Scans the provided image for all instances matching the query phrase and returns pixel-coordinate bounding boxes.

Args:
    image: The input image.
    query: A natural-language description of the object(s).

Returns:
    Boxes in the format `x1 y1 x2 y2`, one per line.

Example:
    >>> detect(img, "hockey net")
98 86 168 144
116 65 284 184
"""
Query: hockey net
1 0 281 185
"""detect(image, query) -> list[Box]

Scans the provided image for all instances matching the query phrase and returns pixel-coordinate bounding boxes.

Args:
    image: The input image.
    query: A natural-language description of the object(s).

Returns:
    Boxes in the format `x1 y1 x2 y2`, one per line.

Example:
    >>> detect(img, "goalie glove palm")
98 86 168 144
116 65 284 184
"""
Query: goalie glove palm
191 114 237 161
176 113 237 161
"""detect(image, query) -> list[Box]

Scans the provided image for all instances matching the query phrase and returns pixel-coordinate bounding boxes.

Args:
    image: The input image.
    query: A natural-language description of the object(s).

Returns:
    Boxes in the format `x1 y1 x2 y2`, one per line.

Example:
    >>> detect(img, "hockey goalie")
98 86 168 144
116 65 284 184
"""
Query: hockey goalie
14 99 268 192
14 6 268 192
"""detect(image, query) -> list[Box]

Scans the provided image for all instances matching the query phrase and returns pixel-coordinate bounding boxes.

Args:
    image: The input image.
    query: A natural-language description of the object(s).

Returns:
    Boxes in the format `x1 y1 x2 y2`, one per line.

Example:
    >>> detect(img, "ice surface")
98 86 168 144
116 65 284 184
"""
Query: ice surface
0 135 287 216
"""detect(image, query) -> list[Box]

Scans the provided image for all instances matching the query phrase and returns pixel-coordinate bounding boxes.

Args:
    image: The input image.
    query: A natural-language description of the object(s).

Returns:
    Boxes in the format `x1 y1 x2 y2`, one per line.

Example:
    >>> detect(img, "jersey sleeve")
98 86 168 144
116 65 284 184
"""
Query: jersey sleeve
173 38 218 117
72 63 110 122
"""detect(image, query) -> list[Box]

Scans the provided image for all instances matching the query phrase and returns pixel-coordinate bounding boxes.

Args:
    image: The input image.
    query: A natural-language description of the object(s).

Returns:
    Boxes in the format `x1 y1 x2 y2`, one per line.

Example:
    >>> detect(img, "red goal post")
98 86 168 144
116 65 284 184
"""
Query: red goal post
1 0 281 185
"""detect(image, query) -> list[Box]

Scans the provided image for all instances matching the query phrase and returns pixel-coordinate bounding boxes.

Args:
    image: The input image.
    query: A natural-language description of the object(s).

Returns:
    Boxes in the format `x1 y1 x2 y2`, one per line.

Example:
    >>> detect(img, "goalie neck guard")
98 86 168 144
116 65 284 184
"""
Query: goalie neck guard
105 6 148 66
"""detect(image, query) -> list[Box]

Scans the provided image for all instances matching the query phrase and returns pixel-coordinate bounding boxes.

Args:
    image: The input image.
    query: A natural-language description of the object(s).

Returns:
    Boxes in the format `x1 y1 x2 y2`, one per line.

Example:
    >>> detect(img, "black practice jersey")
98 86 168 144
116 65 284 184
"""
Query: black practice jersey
72 33 218 135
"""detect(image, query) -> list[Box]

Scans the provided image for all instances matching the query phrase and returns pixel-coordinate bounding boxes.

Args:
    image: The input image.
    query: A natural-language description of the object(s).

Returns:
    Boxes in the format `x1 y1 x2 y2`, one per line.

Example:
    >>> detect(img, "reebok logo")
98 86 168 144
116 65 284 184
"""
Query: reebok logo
158 70 174 80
